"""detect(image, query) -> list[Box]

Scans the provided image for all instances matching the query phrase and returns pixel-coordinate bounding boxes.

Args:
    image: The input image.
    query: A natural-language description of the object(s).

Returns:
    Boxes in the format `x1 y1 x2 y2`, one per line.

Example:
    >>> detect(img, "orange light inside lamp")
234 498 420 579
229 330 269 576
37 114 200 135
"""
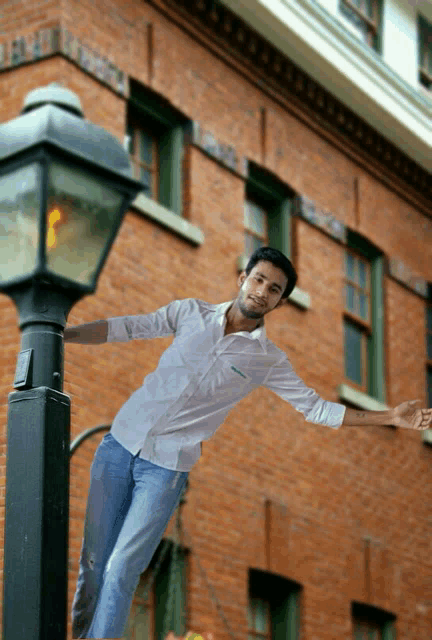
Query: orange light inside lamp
46 206 64 250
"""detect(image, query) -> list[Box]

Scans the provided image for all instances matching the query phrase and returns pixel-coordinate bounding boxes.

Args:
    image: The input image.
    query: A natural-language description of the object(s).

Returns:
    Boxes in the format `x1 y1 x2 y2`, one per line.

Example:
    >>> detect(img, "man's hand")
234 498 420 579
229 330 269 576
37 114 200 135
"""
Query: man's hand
392 400 432 430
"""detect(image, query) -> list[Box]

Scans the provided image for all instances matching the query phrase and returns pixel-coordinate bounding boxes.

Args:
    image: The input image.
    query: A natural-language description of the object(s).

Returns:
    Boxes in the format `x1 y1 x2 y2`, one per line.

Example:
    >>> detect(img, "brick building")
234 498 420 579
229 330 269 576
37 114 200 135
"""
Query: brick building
0 1 432 639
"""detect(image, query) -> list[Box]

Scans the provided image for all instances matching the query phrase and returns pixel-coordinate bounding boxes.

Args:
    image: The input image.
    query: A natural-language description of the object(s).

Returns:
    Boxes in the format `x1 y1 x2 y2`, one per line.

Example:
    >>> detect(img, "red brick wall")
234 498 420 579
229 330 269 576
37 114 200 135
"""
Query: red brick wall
1 1 431 639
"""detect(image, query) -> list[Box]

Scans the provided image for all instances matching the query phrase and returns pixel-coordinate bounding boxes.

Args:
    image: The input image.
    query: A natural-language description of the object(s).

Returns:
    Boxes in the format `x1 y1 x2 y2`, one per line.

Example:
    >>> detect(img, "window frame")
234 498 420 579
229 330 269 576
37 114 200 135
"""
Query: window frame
339 0 383 51
127 116 160 201
126 539 188 640
128 79 188 216
344 247 373 394
244 196 270 256
244 163 294 264
249 568 301 640
343 231 386 403
248 596 272 640
352 603 396 640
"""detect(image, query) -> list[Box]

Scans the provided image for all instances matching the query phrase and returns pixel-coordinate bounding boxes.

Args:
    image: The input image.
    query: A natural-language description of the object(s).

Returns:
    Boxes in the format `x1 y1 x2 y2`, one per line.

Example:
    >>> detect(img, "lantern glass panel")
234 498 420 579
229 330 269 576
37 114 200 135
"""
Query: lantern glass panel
46 161 123 286
0 163 41 282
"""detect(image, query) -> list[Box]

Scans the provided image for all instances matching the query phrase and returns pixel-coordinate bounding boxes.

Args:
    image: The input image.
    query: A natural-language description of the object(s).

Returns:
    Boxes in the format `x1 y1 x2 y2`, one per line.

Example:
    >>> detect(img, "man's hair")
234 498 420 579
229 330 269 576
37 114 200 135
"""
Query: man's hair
244 247 298 299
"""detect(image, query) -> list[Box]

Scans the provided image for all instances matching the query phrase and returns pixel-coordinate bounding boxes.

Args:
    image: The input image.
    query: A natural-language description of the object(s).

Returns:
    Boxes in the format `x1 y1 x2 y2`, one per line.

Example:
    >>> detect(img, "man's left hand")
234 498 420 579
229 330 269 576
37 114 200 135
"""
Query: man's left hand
392 400 432 430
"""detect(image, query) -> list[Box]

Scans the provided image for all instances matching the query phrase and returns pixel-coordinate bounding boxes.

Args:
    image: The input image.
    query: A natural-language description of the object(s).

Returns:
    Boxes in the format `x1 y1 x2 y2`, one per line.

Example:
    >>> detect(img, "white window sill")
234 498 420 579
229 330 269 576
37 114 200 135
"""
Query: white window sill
131 193 205 246
338 383 389 411
236 255 311 309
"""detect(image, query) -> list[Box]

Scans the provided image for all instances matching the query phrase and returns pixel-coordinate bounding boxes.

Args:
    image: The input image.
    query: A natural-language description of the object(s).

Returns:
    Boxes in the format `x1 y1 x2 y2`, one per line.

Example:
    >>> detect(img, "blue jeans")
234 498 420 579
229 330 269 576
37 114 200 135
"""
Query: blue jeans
71 433 189 639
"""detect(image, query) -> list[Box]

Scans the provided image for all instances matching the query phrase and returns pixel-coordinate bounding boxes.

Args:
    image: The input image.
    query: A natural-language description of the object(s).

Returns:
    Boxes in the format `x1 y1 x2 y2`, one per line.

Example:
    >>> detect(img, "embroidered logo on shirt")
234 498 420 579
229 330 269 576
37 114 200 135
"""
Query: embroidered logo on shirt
231 365 247 379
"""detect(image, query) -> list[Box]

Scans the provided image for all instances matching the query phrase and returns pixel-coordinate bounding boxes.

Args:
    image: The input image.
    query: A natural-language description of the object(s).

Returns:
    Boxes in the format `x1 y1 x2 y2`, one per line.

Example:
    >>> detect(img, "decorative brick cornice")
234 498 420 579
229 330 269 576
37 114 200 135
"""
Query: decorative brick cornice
186 121 248 177
388 257 428 298
158 0 431 209
0 26 128 97
294 195 347 244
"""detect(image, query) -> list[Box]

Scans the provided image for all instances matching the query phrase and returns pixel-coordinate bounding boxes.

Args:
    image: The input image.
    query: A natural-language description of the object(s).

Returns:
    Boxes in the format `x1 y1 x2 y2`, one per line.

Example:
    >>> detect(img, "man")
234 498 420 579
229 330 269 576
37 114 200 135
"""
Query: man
66 247 431 639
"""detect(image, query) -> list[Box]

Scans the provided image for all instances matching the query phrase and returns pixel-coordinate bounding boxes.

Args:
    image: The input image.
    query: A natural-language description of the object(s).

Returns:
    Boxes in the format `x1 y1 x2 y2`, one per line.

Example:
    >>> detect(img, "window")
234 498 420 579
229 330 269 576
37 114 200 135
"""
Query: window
352 603 396 640
245 199 268 255
248 597 272 640
127 119 159 199
125 539 188 640
127 78 188 215
125 567 155 640
344 249 371 392
243 163 294 264
419 15 432 90
427 285 432 408
339 0 382 50
354 619 382 639
249 569 300 640
343 232 385 401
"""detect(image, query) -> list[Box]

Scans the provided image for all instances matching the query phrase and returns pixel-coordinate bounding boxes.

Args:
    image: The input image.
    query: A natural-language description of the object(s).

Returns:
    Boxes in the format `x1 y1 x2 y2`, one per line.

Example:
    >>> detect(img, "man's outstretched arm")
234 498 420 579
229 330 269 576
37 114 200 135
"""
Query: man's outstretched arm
64 320 108 344
342 400 432 431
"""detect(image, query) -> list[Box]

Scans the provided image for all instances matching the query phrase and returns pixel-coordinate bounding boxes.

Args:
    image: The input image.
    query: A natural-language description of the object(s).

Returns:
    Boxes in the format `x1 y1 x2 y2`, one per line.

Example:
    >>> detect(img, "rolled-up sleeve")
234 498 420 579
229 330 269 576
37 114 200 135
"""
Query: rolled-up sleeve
107 299 185 343
263 354 346 429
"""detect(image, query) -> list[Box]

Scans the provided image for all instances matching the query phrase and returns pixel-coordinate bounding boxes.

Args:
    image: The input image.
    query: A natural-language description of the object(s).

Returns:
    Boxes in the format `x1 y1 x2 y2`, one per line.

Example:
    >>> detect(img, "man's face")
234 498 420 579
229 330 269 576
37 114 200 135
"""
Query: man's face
237 261 288 320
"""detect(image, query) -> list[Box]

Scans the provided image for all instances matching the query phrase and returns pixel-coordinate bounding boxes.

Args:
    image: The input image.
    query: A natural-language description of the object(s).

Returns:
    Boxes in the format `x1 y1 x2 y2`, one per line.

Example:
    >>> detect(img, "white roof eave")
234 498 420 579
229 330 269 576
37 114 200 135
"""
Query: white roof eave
220 0 432 172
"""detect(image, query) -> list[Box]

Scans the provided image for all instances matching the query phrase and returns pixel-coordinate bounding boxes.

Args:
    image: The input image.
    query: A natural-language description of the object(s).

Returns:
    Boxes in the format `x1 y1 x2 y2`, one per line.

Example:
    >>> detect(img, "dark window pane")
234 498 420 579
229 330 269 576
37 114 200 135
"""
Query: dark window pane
346 284 355 311
245 232 264 257
254 599 269 633
359 293 368 320
344 320 363 385
428 333 432 360
339 0 371 42
244 200 267 237
127 124 135 156
140 130 153 165
247 600 254 627
358 260 367 289
345 252 355 280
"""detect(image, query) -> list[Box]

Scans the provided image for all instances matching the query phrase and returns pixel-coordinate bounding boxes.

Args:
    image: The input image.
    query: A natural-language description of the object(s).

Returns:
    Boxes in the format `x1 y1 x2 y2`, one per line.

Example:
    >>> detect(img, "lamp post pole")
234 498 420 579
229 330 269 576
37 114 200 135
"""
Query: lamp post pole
3 285 80 639
0 83 142 640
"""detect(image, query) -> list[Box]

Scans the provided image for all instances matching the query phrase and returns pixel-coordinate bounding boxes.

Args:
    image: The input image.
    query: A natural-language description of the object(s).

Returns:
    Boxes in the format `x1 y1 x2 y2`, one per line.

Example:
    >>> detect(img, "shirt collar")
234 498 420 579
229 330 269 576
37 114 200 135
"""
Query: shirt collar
216 300 268 352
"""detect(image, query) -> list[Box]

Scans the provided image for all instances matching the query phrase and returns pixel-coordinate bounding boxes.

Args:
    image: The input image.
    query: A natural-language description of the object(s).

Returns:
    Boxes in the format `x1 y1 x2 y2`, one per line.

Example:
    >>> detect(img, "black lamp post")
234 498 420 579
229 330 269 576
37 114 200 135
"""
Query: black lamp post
0 83 142 639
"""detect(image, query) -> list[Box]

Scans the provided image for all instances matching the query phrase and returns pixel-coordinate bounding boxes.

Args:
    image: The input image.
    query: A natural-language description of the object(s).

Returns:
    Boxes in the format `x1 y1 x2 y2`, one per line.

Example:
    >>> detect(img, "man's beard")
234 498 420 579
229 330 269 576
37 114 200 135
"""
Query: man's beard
238 296 264 320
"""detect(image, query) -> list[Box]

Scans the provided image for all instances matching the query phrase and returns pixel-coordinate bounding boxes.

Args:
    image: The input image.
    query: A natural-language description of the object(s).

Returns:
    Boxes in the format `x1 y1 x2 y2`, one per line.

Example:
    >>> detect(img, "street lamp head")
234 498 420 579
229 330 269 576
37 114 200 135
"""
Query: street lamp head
0 83 142 322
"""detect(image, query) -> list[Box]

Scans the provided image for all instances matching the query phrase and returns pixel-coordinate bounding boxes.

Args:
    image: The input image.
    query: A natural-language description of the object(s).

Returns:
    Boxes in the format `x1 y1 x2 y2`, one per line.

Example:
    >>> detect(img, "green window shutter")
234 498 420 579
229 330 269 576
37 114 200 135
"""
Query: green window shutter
159 125 183 215
154 542 187 640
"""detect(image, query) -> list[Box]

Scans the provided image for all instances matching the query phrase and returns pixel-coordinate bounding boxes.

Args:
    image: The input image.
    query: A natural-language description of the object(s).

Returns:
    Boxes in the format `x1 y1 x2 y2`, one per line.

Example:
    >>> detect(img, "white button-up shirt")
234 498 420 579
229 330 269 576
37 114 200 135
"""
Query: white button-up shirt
107 298 346 471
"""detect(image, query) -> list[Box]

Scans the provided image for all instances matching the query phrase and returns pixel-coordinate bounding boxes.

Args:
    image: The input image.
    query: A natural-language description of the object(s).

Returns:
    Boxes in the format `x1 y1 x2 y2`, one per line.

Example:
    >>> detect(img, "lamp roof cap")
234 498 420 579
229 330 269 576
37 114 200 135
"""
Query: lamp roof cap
21 83 84 118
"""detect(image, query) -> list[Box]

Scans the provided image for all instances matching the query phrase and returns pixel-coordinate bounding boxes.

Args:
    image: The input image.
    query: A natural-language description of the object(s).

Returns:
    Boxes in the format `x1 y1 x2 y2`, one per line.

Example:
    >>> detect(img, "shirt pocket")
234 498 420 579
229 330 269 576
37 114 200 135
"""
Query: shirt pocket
197 357 252 403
